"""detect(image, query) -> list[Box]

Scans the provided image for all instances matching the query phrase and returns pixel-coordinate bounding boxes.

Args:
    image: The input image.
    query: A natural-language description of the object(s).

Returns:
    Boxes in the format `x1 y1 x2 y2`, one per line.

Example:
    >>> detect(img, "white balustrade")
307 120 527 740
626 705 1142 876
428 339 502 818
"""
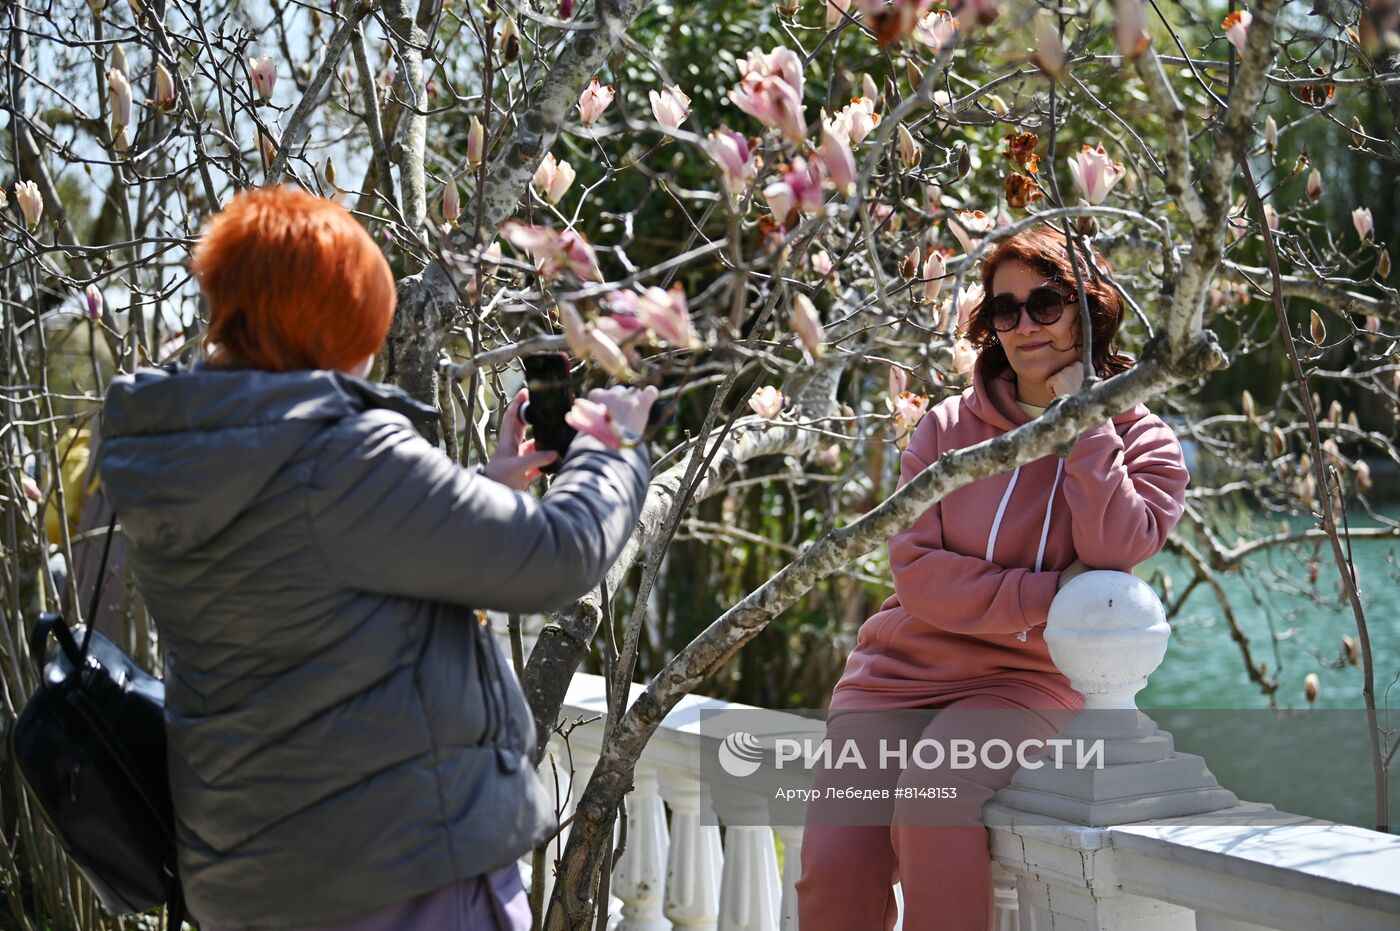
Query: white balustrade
496 571 1400 930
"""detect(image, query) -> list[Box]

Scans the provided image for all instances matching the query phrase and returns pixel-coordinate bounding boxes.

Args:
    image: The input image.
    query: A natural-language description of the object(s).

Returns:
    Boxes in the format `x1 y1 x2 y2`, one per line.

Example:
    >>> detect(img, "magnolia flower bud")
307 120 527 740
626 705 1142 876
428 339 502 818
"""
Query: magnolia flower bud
1306 168 1322 201
111 43 129 81
906 59 924 90
1352 206 1374 243
156 63 176 110
897 123 921 169
899 250 918 281
441 174 461 224
467 115 485 167
749 385 786 419
791 292 826 358
1263 115 1277 154
324 155 338 187
1309 309 1326 346
1378 249 1391 280
84 284 104 320
499 15 520 64
249 55 277 102
15 180 43 230
1303 672 1319 704
1342 634 1360 666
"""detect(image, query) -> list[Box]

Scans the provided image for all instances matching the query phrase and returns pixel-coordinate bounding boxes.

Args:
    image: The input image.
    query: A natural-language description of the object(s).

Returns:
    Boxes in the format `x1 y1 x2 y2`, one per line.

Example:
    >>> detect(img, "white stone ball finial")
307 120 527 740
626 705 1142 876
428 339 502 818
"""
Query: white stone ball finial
1045 570 1169 712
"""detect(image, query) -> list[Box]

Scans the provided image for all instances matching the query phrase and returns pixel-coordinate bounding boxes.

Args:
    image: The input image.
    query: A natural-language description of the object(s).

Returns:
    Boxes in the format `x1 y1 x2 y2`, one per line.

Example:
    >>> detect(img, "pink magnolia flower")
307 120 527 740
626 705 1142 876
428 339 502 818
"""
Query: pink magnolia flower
1114 0 1150 60
1032 12 1065 78
583 326 637 380
558 300 592 360
649 84 691 129
467 116 484 167
748 386 786 419
825 0 851 26
921 248 947 303
560 230 601 280
559 0 574 18
830 96 880 145
912 8 959 50
1353 206 1374 242
949 209 995 255
1067 144 1126 205
636 284 701 349
819 121 856 195
857 0 935 45
249 54 277 101
764 156 825 226
578 78 615 126
951 337 977 374
501 222 602 280
1264 115 1278 153
108 67 132 130
707 128 760 200
730 47 807 143
893 391 928 431
15 180 43 230
791 292 826 358
594 311 646 346
21 474 43 503
533 153 576 204
1222 9 1251 57
954 282 984 334
565 398 624 450
954 0 1000 27
810 249 834 278
889 364 908 401
1262 203 1279 232
84 284 104 320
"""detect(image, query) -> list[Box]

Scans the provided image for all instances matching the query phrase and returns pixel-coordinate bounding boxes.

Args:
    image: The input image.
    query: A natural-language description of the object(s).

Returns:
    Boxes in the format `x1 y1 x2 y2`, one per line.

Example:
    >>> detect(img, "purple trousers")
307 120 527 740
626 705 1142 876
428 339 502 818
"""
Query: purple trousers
204 862 531 931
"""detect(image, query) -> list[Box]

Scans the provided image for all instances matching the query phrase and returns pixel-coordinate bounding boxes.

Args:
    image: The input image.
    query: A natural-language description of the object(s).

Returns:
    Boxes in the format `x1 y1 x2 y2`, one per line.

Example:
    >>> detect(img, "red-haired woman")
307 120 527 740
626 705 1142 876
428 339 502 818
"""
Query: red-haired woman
98 187 656 930
796 226 1189 930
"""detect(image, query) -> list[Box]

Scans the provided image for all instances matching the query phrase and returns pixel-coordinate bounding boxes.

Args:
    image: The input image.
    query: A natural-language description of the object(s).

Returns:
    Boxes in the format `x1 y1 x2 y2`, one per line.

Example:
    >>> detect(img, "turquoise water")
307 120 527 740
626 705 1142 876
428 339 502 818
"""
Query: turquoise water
1138 506 1400 712
1131 506 1399 830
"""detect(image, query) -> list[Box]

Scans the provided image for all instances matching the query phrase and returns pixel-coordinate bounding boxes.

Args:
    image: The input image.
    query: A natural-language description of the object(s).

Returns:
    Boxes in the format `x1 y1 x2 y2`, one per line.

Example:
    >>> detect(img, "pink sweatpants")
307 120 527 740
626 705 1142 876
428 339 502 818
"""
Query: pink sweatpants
795 693 1076 931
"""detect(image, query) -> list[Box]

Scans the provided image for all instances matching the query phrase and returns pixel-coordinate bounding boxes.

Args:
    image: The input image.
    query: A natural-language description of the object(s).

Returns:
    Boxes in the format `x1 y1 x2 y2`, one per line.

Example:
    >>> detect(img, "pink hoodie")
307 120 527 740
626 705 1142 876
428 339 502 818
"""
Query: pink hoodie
830 355 1189 712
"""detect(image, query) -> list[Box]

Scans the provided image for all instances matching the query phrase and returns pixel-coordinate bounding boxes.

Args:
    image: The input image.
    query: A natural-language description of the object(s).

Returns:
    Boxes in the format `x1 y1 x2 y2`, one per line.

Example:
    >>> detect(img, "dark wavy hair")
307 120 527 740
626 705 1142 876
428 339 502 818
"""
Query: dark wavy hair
963 226 1133 380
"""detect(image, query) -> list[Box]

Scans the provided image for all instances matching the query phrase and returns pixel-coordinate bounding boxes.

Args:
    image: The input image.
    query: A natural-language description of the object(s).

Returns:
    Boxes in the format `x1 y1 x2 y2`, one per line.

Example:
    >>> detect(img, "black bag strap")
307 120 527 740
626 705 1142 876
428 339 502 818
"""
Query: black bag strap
79 512 120 661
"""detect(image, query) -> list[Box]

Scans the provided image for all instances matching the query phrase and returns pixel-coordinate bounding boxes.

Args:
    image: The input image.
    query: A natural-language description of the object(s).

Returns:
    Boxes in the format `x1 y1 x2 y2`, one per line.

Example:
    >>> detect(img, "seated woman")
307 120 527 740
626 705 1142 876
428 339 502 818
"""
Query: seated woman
796 225 1189 931
97 186 656 931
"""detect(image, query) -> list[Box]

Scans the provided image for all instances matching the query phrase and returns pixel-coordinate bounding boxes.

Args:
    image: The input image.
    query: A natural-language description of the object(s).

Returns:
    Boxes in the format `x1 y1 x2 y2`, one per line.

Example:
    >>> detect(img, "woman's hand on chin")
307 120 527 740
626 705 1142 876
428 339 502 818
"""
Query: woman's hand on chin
1046 360 1085 400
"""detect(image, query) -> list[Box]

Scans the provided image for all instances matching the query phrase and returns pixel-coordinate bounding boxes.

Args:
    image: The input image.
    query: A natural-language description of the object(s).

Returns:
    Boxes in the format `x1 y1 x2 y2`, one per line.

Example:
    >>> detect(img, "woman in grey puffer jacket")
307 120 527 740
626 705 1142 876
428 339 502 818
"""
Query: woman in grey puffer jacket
96 187 654 930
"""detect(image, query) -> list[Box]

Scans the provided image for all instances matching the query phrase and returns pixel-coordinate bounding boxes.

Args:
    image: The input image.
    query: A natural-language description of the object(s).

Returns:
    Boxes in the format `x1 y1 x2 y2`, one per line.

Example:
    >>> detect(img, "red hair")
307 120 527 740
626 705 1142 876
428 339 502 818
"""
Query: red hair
191 186 395 372
963 225 1133 380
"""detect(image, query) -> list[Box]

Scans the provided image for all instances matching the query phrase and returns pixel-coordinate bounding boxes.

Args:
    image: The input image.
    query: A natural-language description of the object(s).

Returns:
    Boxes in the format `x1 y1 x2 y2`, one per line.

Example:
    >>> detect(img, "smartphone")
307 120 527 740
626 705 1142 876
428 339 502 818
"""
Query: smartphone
520 353 577 474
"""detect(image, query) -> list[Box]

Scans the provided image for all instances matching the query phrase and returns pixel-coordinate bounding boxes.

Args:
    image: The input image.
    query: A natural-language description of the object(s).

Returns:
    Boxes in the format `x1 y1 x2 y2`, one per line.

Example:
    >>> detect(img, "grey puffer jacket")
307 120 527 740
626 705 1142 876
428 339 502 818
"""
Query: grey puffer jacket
96 364 650 930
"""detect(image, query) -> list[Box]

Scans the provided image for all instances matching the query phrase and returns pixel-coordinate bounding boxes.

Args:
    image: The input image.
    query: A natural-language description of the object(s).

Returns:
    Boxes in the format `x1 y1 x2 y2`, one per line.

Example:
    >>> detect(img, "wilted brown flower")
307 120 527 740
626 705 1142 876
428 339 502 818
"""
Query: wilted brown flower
1004 172 1042 209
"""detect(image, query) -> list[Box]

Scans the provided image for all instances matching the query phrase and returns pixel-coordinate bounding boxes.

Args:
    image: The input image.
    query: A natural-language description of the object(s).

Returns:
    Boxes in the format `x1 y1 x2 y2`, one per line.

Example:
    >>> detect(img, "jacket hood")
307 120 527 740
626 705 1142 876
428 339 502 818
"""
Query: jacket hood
964 352 1150 432
98 363 437 555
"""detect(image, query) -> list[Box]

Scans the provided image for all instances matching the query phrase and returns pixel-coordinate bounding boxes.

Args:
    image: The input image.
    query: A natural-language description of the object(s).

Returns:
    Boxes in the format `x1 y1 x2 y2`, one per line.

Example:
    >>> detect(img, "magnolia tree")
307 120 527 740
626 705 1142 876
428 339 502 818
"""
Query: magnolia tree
3 0 1400 927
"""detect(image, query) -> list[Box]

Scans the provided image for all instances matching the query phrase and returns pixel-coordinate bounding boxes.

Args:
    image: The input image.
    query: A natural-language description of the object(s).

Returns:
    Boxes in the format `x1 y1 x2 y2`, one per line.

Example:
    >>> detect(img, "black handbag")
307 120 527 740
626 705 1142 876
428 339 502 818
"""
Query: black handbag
7 516 187 928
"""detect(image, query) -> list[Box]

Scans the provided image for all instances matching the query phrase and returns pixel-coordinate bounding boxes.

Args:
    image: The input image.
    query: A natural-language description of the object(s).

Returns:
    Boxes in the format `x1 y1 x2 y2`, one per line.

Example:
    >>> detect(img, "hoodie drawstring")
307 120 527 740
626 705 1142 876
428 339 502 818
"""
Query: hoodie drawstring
985 458 1064 641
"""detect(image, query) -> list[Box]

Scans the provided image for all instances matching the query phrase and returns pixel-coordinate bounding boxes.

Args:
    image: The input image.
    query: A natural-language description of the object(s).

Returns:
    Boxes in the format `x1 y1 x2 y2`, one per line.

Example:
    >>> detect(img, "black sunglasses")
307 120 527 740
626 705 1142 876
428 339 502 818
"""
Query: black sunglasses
985 287 1076 333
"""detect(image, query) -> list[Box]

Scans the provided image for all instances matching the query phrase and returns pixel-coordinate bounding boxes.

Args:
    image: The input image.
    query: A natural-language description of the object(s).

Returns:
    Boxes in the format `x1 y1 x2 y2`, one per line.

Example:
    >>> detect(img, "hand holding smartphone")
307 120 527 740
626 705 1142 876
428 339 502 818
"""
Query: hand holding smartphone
520 353 578 475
